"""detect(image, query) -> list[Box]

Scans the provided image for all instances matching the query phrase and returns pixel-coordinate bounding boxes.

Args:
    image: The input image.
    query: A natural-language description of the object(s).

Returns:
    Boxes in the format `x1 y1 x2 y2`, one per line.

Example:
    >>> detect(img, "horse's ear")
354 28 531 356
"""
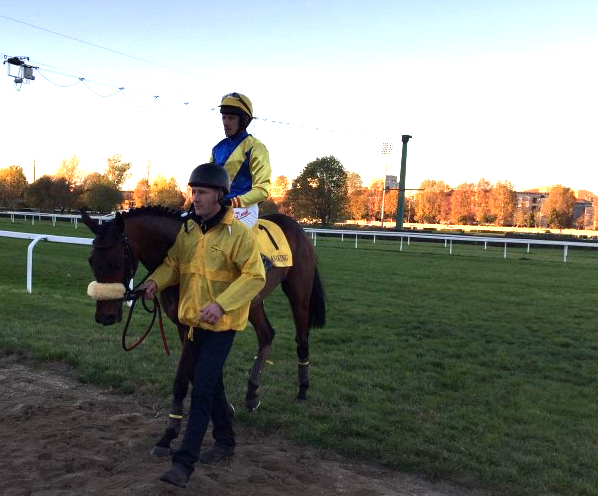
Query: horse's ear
80 209 100 234
115 212 125 234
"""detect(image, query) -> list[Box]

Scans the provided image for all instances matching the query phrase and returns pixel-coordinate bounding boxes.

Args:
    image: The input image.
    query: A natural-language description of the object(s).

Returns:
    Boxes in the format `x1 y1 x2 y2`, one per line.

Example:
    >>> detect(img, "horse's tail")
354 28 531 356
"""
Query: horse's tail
308 265 326 329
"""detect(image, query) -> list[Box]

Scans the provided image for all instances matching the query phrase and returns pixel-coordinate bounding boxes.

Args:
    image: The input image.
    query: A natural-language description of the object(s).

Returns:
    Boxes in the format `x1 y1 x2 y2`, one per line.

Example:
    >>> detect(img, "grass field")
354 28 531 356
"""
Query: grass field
1 216 597 496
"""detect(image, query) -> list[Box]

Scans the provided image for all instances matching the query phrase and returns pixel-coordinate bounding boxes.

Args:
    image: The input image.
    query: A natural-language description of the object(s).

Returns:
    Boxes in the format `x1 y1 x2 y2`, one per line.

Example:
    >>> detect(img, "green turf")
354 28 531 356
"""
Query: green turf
1 221 596 496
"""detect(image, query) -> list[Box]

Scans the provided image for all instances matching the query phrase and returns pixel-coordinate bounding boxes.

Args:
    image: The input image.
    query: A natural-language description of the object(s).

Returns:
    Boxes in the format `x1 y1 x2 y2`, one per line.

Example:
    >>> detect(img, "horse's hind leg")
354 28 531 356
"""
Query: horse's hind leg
150 327 194 457
282 278 311 404
246 302 276 411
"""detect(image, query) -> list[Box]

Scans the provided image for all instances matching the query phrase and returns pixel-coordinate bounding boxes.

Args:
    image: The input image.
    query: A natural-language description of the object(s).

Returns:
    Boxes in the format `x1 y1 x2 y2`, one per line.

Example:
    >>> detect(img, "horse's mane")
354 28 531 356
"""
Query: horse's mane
96 206 186 236
120 206 186 222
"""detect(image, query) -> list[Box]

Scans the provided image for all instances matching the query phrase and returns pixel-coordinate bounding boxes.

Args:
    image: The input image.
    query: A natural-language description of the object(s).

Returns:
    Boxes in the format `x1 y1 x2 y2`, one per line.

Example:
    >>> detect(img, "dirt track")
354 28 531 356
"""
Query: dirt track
0 354 489 495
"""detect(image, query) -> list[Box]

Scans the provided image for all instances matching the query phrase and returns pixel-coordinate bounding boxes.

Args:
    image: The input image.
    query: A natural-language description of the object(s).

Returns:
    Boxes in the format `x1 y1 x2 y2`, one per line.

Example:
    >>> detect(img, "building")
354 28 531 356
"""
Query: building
368 175 398 190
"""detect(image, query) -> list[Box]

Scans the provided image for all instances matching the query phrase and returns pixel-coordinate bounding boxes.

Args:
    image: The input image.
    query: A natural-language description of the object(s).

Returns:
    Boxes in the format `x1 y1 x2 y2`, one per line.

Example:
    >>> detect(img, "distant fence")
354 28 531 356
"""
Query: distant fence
0 211 114 228
303 228 598 263
2 214 598 293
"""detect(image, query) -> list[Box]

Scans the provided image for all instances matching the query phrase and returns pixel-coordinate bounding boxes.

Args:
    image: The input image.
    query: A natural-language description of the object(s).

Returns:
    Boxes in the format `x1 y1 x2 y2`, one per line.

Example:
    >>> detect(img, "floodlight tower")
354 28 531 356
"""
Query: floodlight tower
380 142 394 228
4 56 37 91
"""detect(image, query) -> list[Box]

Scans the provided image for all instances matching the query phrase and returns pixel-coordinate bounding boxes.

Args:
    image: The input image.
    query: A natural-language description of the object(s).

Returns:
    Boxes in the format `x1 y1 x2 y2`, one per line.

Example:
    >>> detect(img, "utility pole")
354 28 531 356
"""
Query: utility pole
146 160 152 207
33 159 36 182
380 143 394 228
395 135 412 230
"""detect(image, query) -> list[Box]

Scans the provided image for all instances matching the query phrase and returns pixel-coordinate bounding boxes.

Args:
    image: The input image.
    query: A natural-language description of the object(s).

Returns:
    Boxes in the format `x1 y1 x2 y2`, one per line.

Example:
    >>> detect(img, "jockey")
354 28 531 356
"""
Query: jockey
210 92 271 228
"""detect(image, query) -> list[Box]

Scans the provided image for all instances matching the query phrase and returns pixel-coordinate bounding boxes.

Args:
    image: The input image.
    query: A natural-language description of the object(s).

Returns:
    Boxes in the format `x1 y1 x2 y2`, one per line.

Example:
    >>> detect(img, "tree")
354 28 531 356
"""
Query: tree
489 180 516 226
80 172 123 213
473 178 492 224
366 179 384 221
55 154 84 188
347 186 369 220
346 172 363 195
286 156 348 224
414 180 450 224
0 165 28 208
150 175 185 209
270 175 289 199
24 175 70 212
450 182 475 224
104 154 132 189
133 178 151 207
54 154 87 211
541 184 576 229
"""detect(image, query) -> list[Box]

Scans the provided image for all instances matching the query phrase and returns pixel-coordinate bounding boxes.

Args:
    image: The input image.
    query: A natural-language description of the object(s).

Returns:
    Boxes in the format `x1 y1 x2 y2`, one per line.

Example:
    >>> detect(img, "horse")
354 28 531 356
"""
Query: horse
81 206 326 456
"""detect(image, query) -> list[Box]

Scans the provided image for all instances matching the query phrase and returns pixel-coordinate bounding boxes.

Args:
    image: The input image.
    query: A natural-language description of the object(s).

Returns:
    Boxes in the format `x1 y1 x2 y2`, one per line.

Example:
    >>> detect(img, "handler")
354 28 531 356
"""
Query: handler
141 163 266 488
211 92 271 228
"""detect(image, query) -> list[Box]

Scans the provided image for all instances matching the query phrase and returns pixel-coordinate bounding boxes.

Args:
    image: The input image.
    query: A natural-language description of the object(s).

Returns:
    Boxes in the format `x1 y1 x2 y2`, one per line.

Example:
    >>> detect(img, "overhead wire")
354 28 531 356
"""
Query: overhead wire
0 14 221 84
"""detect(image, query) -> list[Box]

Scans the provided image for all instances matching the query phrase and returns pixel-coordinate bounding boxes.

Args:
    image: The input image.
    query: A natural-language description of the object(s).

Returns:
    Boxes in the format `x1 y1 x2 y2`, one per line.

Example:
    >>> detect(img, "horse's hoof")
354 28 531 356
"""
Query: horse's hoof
294 398 307 406
150 445 171 457
245 398 261 412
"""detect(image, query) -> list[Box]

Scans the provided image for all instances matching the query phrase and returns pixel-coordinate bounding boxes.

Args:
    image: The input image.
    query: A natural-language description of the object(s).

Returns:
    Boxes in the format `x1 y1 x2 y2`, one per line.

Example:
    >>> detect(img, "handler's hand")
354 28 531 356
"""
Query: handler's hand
200 302 224 325
140 280 158 300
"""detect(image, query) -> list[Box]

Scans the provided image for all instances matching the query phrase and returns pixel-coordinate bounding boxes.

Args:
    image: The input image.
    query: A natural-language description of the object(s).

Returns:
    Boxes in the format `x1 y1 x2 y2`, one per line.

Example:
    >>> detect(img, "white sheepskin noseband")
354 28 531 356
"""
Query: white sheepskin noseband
87 281 126 301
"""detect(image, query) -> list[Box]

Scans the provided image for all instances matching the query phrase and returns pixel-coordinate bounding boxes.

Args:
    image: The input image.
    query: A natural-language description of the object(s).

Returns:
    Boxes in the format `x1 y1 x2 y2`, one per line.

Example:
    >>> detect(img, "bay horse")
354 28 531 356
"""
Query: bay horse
81 207 325 456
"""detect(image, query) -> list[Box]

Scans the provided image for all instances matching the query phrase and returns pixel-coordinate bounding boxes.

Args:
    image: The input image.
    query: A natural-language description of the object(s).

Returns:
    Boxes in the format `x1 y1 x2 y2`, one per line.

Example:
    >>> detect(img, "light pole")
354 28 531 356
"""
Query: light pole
396 135 412 229
381 143 393 228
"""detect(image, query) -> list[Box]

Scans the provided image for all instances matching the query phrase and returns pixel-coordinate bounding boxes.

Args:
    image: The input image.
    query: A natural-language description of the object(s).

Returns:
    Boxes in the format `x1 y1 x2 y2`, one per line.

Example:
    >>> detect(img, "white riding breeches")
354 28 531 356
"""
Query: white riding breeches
233 203 259 228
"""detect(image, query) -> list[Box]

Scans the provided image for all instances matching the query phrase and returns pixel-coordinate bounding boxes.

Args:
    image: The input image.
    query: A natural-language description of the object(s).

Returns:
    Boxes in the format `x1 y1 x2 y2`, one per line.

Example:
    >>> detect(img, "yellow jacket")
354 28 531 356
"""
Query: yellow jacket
149 208 265 332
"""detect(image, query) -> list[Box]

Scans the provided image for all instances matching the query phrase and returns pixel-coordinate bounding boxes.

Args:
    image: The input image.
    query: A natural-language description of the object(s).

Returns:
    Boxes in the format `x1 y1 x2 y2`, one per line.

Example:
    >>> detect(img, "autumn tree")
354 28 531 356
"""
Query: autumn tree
54 154 86 211
0 165 28 208
270 175 289 199
541 184 576 229
489 180 516 226
133 178 151 207
104 154 132 189
150 175 185 210
367 179 384 221
347 186 369 220
414 179 450 224
473 178 492 224
450 182 475 224
286 156 348 224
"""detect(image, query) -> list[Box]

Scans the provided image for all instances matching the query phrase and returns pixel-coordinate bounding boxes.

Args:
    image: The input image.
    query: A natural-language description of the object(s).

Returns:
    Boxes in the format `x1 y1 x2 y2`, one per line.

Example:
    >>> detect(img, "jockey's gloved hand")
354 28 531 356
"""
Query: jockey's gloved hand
220 196 241 207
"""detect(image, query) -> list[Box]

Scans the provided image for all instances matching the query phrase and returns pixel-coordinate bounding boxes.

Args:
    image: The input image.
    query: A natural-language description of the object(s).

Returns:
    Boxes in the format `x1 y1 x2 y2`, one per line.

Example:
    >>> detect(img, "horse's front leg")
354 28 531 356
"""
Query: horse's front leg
246 302 275 411
150 332 194 457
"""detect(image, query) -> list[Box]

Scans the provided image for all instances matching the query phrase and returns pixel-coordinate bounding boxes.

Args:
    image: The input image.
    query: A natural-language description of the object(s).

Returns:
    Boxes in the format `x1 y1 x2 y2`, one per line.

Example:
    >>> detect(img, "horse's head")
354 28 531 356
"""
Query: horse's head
82 211 136 325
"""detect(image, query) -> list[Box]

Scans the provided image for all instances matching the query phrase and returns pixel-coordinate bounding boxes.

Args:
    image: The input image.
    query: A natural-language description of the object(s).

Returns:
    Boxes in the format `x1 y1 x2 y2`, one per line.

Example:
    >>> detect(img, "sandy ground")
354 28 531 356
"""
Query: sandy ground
0 354 490 496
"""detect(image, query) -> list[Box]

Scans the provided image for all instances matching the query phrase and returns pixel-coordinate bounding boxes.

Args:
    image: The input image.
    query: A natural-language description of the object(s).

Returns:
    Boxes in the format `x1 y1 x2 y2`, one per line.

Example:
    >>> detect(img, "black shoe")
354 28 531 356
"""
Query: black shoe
159 464 190 488
199 442 234 464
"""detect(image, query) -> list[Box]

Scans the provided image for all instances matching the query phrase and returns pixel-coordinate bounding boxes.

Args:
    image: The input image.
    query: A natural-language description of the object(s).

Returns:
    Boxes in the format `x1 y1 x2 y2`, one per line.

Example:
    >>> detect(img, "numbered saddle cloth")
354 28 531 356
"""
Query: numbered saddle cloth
252 219 293 267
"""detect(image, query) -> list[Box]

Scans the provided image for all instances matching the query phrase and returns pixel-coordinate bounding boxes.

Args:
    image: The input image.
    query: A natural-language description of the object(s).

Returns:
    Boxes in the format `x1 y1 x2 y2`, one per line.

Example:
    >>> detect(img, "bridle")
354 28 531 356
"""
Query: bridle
91 234 170 356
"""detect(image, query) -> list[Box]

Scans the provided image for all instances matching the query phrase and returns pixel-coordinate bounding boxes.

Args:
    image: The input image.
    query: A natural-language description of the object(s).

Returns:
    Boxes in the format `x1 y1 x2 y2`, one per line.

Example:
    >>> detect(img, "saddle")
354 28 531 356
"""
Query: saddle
252 219 293 268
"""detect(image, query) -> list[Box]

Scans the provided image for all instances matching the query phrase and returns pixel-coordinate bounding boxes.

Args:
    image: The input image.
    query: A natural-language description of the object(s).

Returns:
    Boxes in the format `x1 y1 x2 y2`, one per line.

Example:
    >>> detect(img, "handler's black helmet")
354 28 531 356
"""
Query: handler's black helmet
188 163 230 194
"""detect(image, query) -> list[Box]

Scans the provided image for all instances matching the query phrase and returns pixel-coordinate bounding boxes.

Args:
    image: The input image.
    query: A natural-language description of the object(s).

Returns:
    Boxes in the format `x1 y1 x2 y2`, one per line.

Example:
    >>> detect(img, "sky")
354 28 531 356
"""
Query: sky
1 1 596 193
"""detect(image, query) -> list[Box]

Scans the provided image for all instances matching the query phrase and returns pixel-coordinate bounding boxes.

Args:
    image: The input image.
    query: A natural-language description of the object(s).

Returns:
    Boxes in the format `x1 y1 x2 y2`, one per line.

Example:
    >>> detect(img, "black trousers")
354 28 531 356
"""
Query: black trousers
172 328 236 473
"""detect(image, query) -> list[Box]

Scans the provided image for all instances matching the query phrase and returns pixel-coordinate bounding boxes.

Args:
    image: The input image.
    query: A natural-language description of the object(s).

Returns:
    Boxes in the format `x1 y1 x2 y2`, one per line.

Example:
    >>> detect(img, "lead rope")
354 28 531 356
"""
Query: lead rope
121 275 170 356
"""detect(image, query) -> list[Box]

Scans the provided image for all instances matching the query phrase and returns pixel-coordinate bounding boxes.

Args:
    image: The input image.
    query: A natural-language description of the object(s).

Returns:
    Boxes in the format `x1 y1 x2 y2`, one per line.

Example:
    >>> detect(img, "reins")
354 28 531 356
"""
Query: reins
91 223 171 356
121 276 170 356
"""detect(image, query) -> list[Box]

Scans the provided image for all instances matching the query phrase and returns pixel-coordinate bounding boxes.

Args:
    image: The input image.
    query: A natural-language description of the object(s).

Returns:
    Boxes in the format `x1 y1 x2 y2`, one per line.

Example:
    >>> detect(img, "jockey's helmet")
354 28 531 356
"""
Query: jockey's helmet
219 92 253 119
